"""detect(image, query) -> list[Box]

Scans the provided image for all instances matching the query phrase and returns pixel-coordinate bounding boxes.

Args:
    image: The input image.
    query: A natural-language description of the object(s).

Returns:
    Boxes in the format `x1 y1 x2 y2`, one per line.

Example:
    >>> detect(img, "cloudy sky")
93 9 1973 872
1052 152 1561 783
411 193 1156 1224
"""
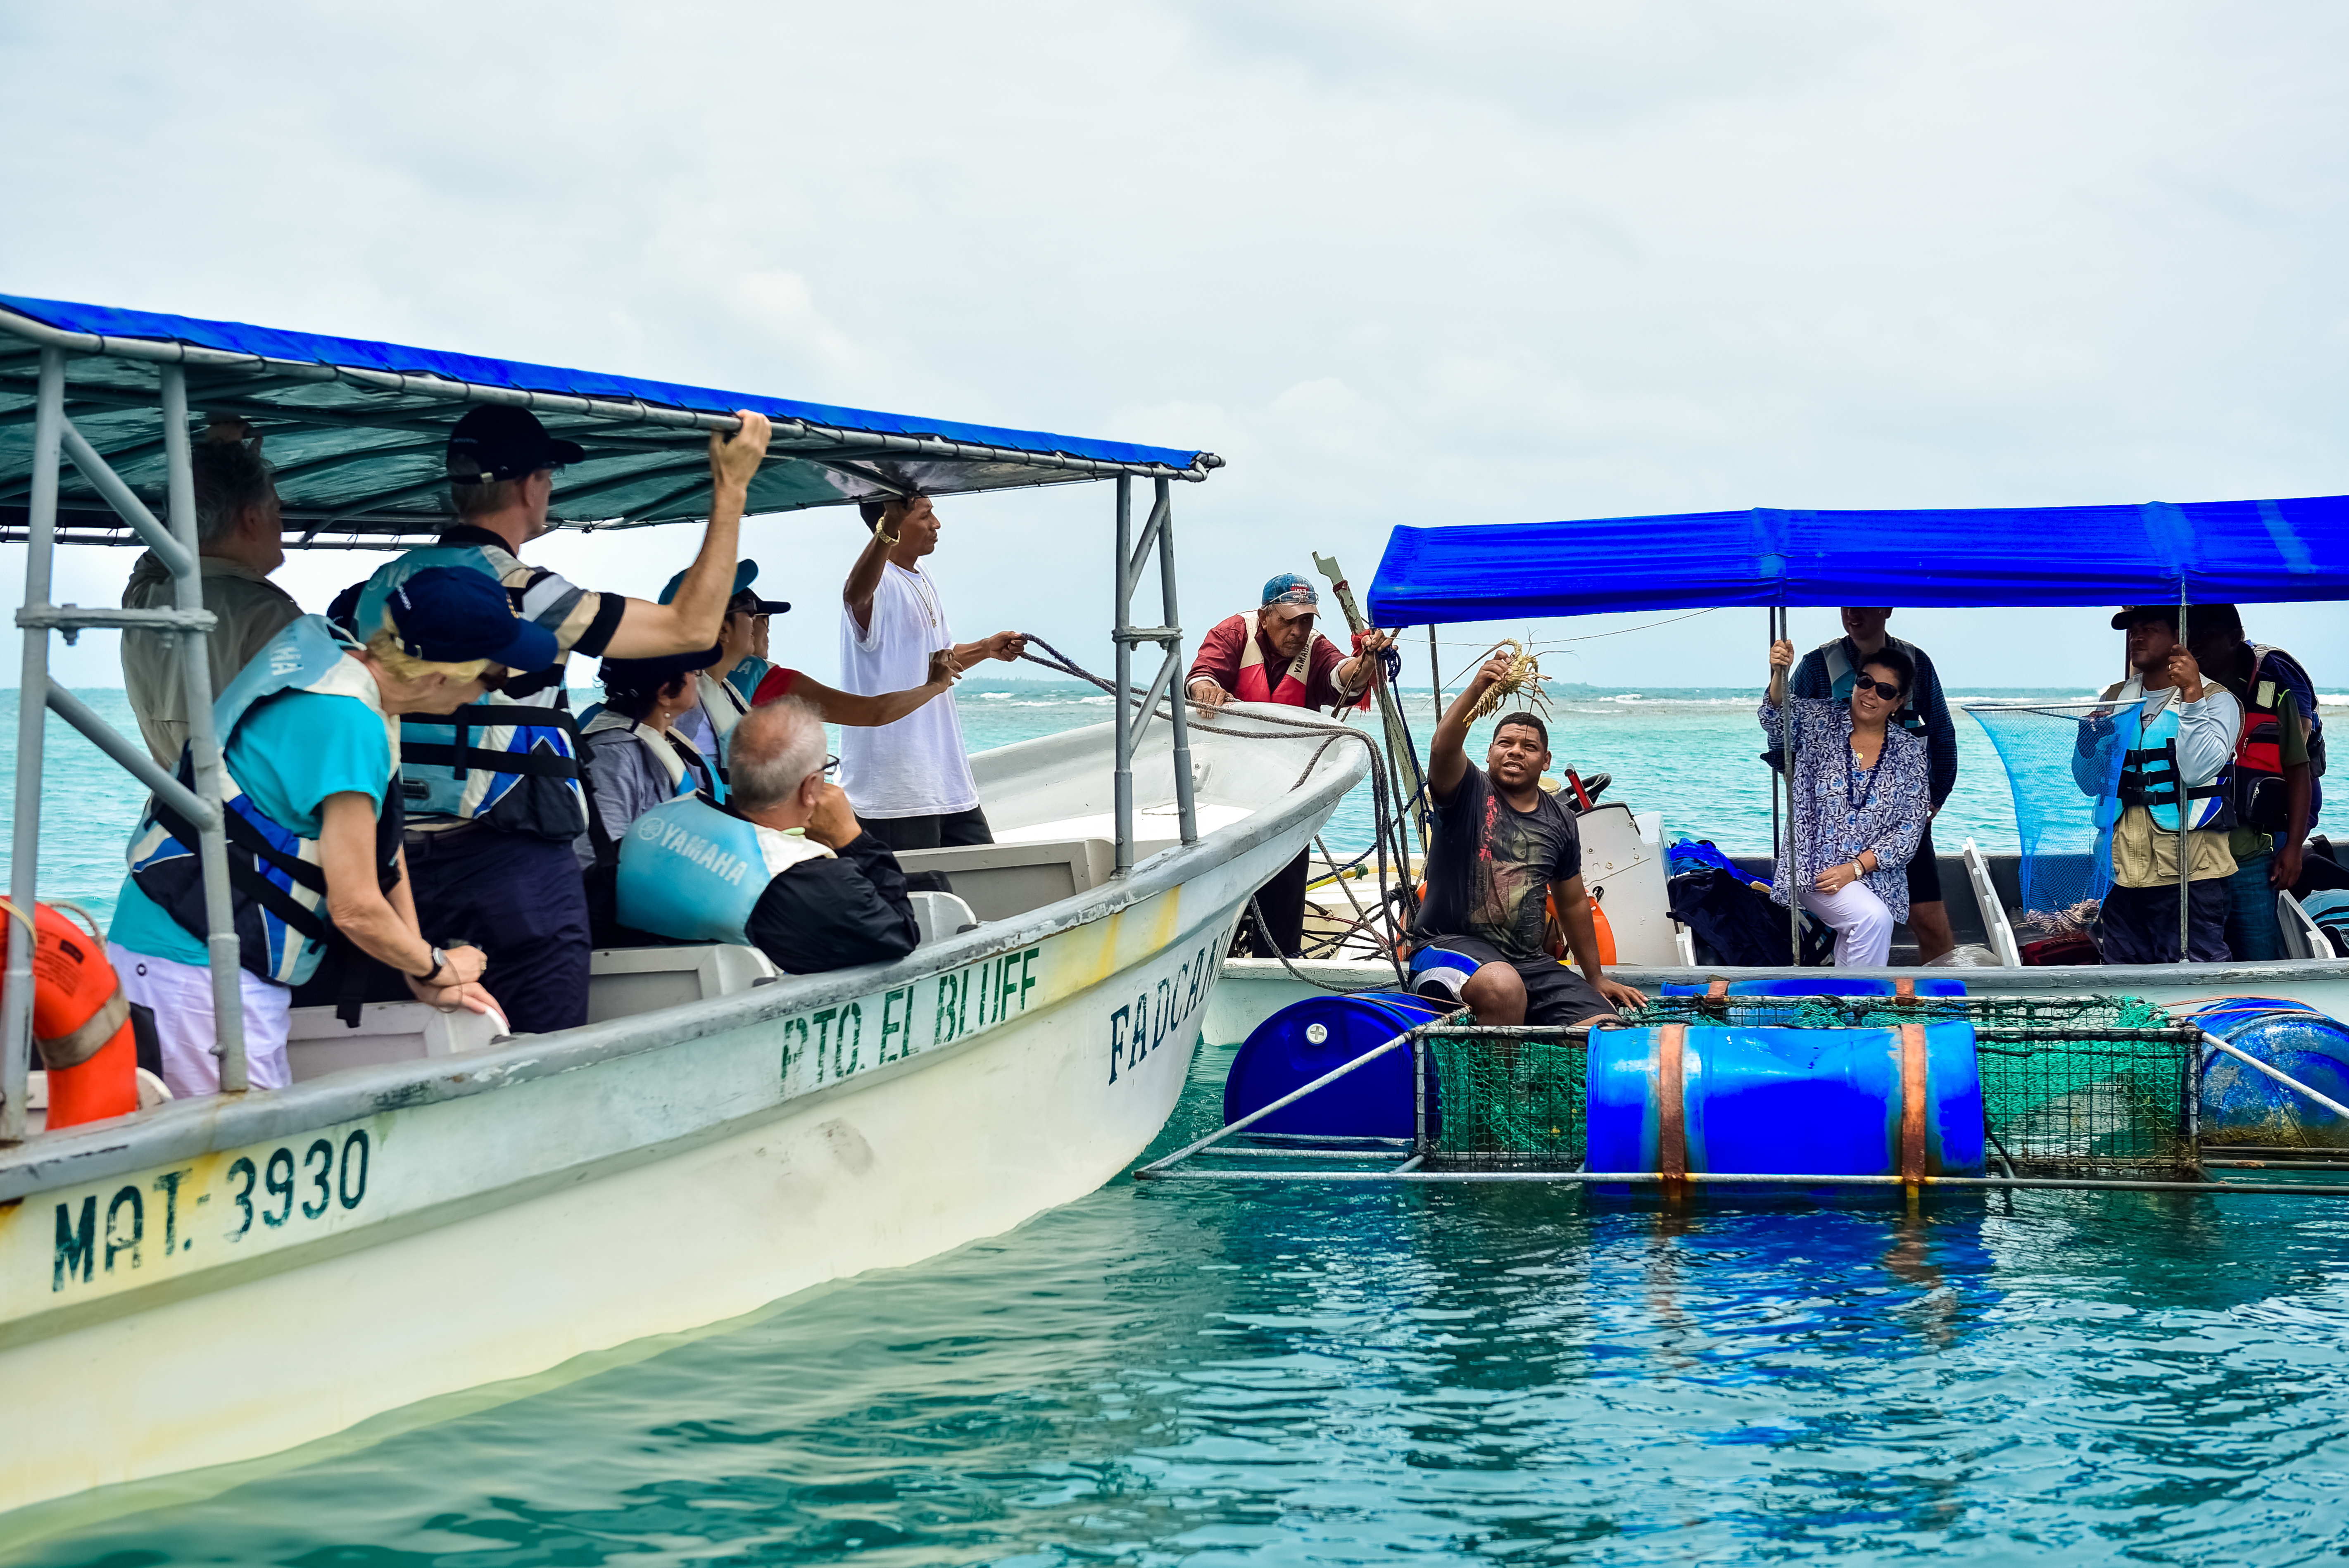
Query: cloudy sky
4 0 2345 692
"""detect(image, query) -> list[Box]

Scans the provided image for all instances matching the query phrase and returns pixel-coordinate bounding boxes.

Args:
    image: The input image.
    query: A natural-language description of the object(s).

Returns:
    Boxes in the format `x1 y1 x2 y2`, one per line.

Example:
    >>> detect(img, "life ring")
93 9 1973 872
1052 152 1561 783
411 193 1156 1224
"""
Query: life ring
2 900 138 1129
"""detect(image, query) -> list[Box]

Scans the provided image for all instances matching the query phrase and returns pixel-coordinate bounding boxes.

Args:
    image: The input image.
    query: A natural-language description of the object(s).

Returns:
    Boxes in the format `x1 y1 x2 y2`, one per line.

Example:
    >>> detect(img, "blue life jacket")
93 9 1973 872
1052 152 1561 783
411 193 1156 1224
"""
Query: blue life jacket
355 544 587 841
2114 696 2236 834
127 616 402 986
616 795 831 949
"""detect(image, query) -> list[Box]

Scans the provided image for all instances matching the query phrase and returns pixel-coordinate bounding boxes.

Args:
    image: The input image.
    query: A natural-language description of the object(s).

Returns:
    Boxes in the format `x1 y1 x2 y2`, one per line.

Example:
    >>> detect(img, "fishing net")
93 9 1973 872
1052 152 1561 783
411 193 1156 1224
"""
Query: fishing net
1963 698 2144 926
1422 994 2197 1176
1423 1032 1588 1168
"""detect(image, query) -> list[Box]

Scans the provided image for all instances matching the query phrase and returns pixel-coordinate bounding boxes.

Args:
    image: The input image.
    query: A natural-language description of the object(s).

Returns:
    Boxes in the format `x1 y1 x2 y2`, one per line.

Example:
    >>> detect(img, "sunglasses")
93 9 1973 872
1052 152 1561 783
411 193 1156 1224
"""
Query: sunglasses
1852 677 1903 701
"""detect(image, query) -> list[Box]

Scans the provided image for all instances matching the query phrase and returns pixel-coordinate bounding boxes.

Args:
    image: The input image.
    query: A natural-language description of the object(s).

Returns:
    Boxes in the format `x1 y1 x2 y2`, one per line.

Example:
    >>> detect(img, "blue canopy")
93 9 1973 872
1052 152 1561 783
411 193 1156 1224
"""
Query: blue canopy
0 294 1217 546
1367 497 2349 624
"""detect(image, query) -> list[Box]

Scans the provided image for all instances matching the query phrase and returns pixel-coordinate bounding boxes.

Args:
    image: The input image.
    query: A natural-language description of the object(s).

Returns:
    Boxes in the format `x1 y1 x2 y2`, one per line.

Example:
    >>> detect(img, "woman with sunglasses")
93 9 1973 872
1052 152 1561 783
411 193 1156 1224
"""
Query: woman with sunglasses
1762 637 1933 967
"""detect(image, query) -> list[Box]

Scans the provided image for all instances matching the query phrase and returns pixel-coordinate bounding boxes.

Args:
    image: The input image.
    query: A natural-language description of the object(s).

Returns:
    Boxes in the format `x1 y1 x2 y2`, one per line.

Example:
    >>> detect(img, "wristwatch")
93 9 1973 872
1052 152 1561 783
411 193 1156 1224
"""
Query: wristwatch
417 946 449 986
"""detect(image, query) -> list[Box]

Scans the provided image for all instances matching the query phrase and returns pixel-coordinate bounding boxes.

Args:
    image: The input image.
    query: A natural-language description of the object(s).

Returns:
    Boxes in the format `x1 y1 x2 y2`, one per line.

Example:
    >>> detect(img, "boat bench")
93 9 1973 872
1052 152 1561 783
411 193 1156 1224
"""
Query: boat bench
893 837 1116 922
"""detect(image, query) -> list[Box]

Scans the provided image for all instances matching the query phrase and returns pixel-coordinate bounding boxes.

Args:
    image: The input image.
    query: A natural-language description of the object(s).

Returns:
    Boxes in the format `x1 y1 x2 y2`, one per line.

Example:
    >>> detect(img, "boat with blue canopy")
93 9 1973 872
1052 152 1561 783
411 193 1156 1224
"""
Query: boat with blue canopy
0 296 1380 1535
1188 495 2349 1199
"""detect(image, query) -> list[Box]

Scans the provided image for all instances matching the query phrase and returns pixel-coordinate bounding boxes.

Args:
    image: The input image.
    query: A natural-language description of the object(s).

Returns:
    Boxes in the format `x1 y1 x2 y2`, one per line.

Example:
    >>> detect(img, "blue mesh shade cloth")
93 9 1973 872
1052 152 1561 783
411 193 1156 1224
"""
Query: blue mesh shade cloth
1964 698 2145 920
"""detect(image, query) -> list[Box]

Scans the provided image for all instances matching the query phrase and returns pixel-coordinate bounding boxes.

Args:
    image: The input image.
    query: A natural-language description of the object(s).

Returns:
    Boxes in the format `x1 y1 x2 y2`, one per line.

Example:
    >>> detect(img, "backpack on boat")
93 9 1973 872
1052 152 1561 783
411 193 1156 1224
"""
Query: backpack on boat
1667 865 1833 967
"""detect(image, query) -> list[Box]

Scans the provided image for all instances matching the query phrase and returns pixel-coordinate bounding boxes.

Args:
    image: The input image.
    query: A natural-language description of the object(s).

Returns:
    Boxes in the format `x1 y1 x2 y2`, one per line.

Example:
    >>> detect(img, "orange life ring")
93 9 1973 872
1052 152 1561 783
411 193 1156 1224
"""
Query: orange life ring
3 901 138 1129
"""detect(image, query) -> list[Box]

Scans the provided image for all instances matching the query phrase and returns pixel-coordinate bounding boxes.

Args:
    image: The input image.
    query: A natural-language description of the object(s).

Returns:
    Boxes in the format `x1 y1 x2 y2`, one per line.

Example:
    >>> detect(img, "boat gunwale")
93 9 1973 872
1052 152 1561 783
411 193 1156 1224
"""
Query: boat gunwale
0 710 1373 1203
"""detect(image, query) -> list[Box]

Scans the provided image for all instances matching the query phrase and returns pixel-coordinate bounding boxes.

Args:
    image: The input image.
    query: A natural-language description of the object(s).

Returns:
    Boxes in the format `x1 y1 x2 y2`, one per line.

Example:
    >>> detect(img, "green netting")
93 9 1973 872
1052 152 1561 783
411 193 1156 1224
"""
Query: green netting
1424 995 2197 1177
1424 1034 1588 1168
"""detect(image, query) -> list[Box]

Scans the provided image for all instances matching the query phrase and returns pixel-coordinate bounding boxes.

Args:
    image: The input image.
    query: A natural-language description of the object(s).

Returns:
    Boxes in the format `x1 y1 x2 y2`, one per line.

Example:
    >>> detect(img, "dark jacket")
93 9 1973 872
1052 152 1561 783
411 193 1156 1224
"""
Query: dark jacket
745 830 921 973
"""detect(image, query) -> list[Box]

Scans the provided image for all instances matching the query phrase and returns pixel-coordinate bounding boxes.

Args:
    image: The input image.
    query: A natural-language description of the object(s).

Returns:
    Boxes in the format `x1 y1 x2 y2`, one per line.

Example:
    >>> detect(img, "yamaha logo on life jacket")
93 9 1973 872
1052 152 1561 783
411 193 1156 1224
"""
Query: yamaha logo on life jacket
126 616 402 987
616 795 834 952
357 544 590 842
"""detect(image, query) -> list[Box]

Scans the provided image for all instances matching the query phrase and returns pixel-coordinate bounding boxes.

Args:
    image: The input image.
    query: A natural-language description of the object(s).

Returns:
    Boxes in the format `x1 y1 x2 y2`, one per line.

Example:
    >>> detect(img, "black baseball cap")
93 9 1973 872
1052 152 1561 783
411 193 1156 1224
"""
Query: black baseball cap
385 566 560 669
2111 606 2180 630
598 644 724 695
659 559 789 615
447 405 586 485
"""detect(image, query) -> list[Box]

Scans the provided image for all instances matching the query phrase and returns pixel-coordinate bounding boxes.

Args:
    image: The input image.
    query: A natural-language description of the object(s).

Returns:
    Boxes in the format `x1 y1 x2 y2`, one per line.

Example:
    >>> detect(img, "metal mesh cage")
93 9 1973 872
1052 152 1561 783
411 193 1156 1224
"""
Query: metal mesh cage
1423 1033 1588 1169
1421 994 2197 1177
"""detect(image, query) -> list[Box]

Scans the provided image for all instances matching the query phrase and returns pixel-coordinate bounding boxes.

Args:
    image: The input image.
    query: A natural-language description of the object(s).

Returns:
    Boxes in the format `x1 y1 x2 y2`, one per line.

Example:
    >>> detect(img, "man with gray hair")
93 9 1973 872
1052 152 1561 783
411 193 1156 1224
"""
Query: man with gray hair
615 697 920 973
121 419 303 766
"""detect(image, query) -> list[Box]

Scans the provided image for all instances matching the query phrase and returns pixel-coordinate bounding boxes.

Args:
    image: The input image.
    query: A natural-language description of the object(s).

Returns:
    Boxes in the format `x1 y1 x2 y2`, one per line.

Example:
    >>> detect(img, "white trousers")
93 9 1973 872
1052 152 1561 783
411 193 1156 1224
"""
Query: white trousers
1798 881 1896 969
109 943 292 1099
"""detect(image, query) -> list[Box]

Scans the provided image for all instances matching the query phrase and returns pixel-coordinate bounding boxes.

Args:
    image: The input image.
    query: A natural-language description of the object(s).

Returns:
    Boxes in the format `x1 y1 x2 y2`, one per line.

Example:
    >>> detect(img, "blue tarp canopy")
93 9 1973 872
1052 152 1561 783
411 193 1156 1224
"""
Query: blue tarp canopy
0 295 1217 547
1368 498 2349 624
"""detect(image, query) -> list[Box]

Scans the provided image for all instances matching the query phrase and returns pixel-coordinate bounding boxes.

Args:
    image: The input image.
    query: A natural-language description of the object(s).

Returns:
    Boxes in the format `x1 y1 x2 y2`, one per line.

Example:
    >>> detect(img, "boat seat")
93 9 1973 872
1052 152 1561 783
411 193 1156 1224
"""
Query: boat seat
892 837 1116 922
909 891 981 946
2279 890 2329 960
286 1001 505 1083
587 944 778 1024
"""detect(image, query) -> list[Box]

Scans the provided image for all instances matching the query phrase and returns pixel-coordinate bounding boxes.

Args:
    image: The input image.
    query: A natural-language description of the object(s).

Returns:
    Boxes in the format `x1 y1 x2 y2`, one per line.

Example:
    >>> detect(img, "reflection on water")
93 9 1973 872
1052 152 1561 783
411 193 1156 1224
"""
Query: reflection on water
21 1040 2349 1566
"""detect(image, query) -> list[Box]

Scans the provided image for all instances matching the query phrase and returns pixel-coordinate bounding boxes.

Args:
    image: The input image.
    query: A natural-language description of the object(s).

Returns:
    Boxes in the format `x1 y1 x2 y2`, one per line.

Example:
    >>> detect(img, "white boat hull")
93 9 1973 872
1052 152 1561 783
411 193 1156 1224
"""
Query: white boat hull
0 703 1370 1532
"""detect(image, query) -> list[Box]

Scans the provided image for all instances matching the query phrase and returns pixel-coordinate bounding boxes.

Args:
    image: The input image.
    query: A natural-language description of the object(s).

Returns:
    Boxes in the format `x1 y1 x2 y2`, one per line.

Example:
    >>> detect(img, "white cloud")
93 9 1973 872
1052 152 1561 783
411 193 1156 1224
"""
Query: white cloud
3 0 2347 696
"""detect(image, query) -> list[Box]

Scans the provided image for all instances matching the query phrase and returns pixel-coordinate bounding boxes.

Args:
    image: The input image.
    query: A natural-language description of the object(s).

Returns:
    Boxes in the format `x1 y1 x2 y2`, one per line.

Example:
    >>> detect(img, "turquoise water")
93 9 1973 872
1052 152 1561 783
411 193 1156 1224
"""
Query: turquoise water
0 681 2076 932
13 683 2349 1564
16 1038 2349 1565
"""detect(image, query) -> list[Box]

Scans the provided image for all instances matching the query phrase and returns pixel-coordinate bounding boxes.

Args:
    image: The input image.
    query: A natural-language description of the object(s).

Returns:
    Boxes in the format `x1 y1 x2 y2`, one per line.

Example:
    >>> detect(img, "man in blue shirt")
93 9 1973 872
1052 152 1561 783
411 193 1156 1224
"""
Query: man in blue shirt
1786 608 1959 961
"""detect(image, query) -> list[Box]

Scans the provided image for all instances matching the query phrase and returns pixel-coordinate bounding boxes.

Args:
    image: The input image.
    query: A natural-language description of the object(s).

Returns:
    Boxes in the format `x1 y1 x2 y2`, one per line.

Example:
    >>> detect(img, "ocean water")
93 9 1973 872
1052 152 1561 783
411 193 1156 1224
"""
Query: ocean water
12 682 2349 1564
16 1038 2349 1565
0 680 2115 931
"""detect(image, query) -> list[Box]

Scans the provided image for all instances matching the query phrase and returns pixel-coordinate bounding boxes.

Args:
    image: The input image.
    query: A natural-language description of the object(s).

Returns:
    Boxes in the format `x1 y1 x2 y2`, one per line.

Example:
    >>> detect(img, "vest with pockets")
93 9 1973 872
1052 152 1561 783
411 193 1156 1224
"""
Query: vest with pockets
615 795 833 949
355 544 588 841
127 616 402 986
2231 644 2326 831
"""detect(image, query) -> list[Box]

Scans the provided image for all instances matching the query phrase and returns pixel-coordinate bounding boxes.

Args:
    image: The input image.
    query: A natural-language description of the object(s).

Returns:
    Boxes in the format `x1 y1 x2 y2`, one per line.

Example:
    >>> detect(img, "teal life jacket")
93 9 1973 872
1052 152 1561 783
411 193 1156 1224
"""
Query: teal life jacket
615 795 832 949
126 615 402 986
2114 691 2237 834
355 544 587 841
725 655 771 704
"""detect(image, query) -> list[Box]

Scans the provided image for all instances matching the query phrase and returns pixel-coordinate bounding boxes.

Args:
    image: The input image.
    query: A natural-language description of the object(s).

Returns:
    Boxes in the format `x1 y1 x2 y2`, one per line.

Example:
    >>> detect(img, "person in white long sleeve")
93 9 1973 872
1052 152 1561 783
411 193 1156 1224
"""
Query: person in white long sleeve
2088 606 2244 963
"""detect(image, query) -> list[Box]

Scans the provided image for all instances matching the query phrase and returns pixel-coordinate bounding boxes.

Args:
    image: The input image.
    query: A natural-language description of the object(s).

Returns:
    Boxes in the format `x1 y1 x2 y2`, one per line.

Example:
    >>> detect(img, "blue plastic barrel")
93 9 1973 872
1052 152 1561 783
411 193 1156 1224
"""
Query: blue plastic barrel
2194 999 2349 1147
1223 991 1447 1139
1587 1022 1986 1176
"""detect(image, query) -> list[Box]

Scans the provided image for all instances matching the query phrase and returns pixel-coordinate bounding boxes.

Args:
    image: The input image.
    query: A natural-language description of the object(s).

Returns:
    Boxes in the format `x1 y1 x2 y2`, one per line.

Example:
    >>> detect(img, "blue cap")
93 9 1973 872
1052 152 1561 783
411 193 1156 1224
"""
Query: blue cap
659 559 789 615
1261 573 1318 610
385 566 560 670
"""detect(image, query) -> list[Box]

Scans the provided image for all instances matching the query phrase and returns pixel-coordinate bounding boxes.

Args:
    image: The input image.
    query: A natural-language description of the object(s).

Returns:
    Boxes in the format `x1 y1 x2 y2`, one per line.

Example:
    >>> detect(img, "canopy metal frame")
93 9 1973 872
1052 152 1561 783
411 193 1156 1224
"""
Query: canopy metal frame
0 311 1221 1141
4 349 247 1140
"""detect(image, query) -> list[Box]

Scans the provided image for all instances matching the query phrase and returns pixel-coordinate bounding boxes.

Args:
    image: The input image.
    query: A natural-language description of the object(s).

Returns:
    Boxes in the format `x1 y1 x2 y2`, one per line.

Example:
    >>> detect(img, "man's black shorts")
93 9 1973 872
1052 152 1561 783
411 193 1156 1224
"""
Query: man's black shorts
1907 819 1943 906
1412 934 1619 1026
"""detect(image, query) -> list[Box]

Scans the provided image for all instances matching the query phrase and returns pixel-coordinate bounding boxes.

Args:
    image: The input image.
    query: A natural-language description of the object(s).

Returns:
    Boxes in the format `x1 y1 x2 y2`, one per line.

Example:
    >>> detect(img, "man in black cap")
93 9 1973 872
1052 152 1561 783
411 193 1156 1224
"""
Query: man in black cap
347 404 771 1035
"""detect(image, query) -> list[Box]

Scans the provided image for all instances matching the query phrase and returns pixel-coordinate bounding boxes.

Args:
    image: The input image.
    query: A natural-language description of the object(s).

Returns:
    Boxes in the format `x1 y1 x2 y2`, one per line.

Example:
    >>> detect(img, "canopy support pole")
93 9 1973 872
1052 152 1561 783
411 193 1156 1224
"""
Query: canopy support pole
1109 477 1193 876
1113 479 1136 876
160 365 247 1090
1 349 63 1143
1427 626 1442 733
2178 586 2192 966
1776 606 1800 966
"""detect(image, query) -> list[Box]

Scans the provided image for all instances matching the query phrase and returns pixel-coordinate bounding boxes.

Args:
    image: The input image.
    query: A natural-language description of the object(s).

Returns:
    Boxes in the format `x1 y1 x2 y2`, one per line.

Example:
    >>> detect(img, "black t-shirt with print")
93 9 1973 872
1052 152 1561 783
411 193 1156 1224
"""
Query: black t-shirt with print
1410 763 1582 962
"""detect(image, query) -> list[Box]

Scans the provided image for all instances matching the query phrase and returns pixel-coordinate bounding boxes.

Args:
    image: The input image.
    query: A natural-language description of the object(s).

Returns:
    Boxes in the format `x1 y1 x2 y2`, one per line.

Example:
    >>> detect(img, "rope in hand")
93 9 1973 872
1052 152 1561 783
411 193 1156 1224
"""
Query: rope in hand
1014 634 1411 989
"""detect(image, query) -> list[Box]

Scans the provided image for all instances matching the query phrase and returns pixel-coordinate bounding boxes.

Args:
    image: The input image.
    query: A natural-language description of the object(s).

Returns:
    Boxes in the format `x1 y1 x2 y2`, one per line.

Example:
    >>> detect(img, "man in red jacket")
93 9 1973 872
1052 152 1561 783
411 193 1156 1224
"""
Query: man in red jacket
1187 573 1393 954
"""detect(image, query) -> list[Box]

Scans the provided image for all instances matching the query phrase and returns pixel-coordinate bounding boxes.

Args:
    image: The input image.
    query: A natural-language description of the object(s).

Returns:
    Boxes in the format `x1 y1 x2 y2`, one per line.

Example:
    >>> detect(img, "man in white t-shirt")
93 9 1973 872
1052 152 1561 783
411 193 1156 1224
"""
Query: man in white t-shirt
839 494 1025 886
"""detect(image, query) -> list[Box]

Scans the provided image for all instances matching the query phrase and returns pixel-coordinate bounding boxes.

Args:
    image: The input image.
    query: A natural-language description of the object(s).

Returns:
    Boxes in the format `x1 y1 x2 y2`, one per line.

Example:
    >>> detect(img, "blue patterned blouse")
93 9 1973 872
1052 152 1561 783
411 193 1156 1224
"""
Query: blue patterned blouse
1758 696 1932 923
